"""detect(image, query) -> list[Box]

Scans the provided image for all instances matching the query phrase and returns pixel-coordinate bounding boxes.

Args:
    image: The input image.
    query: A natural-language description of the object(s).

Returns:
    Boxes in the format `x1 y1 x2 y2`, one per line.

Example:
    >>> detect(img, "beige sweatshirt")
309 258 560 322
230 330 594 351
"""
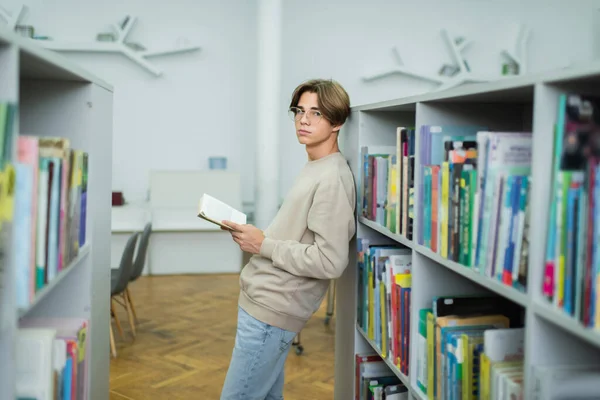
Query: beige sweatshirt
238 152 356 332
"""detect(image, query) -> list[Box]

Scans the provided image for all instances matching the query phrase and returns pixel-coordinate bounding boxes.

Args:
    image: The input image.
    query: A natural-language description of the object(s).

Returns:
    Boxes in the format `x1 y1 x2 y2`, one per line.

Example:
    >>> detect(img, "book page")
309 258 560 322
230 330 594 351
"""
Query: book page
198 194 246 228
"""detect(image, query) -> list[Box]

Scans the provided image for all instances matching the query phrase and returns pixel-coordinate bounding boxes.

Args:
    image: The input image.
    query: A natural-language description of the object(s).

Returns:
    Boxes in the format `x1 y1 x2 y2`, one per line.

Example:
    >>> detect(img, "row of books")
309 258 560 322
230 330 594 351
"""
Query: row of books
359 128 416 240
355 353 409 400
418 126 531 293
542 93 600 327
16 317 89 400
415 294 524 400
357 238 412 375
14 136 89 310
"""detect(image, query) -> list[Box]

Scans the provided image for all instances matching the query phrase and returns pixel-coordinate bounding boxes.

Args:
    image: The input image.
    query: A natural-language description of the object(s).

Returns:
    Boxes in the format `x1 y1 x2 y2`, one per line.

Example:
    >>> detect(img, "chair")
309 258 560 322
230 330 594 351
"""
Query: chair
110 231 139 357
125 222 152 324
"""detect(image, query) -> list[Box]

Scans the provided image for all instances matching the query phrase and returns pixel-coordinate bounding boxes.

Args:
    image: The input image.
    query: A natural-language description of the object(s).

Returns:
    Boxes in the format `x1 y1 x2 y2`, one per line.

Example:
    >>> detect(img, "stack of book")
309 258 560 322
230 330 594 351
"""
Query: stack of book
542 93 600 326
16 318 89 400
14 136 89 310
418 126 532 293
357 238 412 375
359 127 416 240
415 294 524 400
355 353 409 400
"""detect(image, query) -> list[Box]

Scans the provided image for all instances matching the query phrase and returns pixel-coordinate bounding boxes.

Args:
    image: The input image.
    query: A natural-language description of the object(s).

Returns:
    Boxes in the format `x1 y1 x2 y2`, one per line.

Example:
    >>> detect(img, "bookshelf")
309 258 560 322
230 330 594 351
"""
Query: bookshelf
0 27 113 400
335 61 600 399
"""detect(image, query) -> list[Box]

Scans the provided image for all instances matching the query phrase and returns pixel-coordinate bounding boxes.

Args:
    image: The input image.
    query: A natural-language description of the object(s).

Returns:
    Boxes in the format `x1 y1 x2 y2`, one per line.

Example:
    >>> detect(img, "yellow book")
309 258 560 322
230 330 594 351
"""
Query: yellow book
558 255 565 307
462 334 470 400
440 162 450 258
395 273 412 288
435 315 509 400
596 274 600 328
480 357 522 400
387 156 398 233
426 312 435 399
0 164 15 223
395 128 403 235
480 353 491 400
462 334 484 400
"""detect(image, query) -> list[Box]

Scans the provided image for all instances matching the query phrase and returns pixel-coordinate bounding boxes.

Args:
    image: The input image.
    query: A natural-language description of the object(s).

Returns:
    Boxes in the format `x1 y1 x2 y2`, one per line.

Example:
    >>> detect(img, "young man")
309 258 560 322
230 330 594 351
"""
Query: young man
219 79 356 399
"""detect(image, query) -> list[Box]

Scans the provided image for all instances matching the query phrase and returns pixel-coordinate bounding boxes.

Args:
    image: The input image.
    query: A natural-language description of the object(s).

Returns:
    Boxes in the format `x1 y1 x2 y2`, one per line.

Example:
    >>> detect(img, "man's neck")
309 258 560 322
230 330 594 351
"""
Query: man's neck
306 140 339 161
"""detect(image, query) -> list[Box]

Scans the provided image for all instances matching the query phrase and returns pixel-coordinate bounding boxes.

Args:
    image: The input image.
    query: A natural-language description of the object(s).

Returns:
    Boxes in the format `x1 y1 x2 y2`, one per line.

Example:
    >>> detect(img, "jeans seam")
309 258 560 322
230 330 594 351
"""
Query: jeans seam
240 320 269 396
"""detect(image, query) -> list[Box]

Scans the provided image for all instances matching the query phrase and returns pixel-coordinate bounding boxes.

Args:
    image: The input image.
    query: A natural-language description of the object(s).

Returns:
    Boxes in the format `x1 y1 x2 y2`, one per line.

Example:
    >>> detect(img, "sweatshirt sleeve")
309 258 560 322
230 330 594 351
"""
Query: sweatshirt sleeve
258 176 356 279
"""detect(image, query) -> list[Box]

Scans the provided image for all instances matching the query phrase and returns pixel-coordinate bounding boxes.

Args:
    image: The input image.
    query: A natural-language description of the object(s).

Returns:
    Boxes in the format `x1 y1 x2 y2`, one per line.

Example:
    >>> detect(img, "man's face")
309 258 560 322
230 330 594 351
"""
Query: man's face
294 91 339 146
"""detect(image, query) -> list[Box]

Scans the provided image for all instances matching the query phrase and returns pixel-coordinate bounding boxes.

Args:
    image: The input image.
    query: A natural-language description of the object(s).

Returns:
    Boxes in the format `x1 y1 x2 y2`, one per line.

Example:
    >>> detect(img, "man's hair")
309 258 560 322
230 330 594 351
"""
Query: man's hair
289 79 351 127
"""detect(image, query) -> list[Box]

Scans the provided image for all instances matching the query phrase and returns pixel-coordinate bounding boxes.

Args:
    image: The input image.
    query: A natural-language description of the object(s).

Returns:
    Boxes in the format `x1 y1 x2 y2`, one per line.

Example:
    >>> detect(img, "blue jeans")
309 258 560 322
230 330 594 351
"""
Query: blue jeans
220 306 297 400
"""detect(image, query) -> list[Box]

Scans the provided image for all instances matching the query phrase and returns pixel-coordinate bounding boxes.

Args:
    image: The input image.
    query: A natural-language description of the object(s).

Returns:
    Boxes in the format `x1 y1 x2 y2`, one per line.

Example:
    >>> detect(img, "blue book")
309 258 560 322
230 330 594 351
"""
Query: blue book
14 163 34 308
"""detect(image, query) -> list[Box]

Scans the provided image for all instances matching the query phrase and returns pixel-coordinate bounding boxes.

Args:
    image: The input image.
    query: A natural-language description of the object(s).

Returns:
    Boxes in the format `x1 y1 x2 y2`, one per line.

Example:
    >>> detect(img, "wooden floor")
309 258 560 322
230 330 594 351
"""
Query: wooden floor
109 274 336 400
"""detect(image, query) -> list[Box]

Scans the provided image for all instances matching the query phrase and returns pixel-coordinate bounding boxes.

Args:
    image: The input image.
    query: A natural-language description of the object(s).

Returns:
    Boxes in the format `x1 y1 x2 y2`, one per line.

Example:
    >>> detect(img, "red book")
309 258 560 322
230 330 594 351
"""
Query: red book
355 353 381 400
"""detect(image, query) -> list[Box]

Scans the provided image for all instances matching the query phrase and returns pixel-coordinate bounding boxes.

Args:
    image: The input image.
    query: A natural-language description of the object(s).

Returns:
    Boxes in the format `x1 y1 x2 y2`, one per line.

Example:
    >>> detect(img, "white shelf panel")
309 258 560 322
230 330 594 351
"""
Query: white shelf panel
358 217 414 249
0 27 112 89
18 244 90 318
352 59 600 112
532 300 600 349
413 245 528 307
356 324 410 389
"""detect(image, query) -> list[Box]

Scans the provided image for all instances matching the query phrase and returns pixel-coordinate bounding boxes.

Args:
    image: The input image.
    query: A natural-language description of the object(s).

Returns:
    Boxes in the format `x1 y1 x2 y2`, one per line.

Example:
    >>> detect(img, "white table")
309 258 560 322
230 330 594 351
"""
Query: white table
111 204 243 275
111 169 245 275
149 208 243 275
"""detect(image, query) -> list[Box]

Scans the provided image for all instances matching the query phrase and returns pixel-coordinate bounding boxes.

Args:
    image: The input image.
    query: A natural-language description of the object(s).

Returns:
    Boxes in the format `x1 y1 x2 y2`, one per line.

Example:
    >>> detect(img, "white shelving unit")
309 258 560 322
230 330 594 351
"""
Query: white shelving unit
334 61 600 399
0 27 113 400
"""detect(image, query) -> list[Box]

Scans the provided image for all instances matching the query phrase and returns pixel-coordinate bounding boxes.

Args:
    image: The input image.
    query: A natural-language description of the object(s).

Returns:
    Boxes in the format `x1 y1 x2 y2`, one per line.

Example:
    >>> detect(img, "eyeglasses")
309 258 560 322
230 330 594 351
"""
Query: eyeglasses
288 107 323 123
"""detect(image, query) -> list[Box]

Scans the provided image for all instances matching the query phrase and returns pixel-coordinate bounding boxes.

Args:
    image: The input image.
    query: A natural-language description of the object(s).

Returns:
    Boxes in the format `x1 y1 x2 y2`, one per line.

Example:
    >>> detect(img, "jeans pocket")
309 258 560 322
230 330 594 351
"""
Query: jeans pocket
278 329 297 352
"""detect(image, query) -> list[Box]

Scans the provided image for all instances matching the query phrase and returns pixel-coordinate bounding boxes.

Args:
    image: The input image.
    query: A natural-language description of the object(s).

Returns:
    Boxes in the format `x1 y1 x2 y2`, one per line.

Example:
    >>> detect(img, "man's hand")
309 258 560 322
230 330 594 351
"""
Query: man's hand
222 220 265 254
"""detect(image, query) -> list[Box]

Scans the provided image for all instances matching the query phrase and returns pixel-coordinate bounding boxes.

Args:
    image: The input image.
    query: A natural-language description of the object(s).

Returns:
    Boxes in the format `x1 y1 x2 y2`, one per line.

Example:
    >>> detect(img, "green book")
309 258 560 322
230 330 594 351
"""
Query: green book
460 169 477 266
417 308 432 393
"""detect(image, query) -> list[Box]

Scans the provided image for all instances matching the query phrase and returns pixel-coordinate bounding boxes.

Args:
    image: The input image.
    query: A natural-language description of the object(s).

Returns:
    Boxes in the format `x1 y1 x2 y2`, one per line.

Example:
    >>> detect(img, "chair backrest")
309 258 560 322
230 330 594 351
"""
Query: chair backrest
112 231 139 295
130 222 152 281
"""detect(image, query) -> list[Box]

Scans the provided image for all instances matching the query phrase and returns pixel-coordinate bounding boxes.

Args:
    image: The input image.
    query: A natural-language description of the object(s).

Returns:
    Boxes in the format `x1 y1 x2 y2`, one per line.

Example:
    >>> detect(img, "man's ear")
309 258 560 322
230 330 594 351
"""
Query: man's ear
332 124 342 133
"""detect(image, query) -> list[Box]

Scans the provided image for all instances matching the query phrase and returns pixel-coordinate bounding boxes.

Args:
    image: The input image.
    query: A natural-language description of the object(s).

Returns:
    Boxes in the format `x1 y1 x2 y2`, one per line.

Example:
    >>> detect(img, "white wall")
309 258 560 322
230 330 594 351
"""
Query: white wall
3 0 257 206
7 0 600 209
278 0 600 200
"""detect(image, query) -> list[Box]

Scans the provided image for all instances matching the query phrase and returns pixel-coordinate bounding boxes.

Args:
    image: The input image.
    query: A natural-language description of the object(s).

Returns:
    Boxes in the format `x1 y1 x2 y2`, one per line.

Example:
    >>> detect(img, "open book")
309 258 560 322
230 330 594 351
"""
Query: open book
197 193 246 231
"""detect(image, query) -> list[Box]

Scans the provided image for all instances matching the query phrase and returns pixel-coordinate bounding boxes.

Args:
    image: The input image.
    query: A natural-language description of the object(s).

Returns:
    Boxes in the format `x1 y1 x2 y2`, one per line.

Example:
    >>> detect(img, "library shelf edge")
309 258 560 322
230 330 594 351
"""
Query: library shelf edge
532 299 600 350
0 26 114 400
18 245 91 319
356 323 410 388
358 217 414 249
